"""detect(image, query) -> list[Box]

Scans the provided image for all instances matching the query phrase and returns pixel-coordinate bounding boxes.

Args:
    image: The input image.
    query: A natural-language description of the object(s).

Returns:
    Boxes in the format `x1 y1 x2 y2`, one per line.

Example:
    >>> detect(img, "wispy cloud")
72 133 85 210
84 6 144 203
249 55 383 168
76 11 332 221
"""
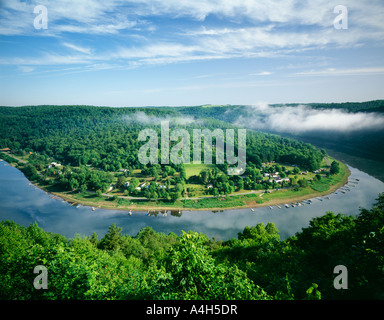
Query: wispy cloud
62 42 91 55
250 71 273 76
1 0 383 71
18 66 35 73
0 0 139 36
122 111 197 125
296 67 384 76
1 0 384 107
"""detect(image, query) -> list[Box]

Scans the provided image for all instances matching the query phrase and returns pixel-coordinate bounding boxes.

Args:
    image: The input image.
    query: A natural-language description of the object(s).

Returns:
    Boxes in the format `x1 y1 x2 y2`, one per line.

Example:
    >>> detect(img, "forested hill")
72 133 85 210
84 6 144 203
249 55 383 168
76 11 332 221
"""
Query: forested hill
0 105 324 173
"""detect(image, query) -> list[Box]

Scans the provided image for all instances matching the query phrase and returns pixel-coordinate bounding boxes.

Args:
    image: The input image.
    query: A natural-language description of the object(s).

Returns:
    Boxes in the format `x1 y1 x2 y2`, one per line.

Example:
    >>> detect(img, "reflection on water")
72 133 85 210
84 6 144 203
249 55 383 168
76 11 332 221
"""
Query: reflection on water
0 161 383 240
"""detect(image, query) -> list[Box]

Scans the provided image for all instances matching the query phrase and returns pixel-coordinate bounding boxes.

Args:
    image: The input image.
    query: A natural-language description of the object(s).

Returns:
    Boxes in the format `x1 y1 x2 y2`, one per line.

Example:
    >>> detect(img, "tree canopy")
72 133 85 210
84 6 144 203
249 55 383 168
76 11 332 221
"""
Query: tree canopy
1 194 383 300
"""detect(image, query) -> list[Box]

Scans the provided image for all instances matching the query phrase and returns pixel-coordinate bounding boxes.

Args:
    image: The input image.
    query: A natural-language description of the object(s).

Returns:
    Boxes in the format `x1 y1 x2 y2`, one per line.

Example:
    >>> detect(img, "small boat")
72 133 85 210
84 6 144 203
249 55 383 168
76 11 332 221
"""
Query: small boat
269 206 274 209
128 210 132 216
162 211 167 217
277 205 281 209
92 207 96 211
250 208 255 212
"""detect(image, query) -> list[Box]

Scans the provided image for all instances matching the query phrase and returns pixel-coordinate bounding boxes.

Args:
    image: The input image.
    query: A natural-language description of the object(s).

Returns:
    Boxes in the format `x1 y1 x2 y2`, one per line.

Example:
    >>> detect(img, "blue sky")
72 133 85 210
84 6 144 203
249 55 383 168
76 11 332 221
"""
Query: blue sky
0 0 383 107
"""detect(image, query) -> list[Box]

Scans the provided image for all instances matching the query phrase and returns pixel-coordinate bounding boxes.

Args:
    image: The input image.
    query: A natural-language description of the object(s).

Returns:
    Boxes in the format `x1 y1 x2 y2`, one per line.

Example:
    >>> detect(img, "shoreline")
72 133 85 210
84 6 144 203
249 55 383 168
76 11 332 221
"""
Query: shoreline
1 154 351 212
38 164 351 212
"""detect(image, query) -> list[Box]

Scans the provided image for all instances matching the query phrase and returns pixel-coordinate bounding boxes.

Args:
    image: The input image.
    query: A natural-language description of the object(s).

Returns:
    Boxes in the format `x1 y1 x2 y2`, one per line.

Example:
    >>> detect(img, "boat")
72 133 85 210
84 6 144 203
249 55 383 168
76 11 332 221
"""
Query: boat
284 204 290 208
128 210 132 216
92 207 96 211
269 206 274 209
250 208 255 212
162 211 167 217
277 205 281 209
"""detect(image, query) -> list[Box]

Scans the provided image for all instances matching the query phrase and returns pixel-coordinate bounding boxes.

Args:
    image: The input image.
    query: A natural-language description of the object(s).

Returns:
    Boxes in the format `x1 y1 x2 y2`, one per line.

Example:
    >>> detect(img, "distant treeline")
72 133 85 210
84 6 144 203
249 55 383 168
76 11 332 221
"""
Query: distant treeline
307 100 384 113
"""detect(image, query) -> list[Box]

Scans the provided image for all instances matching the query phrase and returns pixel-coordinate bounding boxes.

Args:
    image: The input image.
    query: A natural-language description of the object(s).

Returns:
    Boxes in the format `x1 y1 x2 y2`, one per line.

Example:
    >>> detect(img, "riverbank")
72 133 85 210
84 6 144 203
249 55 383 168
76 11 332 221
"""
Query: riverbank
0 152 350 212
33 161 351 212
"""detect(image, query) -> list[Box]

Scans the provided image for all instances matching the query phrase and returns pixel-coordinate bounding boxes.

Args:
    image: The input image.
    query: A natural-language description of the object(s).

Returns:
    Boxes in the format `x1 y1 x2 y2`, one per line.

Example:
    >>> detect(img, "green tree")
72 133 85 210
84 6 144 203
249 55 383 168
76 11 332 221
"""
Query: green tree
154 231 269 300
330 161 340 175
98 224 125 251
237 179 244 191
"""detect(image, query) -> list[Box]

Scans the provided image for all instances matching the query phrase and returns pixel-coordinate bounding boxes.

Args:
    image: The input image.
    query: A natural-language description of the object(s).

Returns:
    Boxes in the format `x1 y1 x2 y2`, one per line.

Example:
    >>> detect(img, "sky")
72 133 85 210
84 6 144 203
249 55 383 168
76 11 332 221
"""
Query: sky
0 0 384 107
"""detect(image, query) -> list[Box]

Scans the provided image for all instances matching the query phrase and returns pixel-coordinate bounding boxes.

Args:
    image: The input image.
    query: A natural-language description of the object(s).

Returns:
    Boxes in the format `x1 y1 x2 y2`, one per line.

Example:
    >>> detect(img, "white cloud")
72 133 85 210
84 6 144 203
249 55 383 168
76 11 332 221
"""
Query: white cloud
250 72 273 76
18 66 35 73
122 111 197 125
296 67 384 76
0 0 138 36
62 42 91 55
1 0 383 73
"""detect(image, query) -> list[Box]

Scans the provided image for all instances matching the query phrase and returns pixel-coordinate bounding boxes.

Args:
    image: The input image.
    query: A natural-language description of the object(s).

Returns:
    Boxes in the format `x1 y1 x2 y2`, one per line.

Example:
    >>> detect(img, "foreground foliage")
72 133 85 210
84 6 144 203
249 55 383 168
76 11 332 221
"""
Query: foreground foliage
1 194 383 300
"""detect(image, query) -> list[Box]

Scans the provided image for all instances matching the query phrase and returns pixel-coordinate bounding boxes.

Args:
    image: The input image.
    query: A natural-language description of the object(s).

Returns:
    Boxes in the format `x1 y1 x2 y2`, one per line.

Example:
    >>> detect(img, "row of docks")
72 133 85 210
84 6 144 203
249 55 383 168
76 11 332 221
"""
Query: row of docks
254 195 334 211
334 178 359 194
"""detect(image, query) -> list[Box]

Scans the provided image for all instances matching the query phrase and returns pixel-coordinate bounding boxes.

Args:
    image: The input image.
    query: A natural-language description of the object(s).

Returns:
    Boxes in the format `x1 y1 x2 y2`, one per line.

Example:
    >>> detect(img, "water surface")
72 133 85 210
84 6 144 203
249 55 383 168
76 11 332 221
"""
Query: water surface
0 161 383 240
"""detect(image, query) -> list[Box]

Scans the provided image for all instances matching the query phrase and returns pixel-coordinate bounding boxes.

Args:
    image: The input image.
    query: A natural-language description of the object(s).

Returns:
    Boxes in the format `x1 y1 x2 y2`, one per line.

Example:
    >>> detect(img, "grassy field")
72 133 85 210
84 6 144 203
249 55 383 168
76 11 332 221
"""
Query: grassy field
184 163 219 178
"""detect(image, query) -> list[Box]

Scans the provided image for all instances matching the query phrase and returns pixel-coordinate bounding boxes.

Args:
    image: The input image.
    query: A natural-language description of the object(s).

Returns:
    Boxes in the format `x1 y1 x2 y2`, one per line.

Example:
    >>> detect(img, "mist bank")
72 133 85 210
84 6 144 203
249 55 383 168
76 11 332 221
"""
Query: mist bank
233 103 384 134
122 111 197 126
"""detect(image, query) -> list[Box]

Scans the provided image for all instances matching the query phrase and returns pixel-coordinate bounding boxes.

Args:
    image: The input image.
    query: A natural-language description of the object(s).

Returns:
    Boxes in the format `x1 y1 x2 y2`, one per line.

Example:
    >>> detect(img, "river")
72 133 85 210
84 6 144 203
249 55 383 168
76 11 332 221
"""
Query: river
0 160 383 240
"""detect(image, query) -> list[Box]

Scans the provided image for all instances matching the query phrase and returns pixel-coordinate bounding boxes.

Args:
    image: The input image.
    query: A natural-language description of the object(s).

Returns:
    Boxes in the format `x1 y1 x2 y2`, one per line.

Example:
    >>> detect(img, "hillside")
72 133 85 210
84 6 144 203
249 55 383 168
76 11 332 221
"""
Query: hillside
0 105 329 210
1 194 383 300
